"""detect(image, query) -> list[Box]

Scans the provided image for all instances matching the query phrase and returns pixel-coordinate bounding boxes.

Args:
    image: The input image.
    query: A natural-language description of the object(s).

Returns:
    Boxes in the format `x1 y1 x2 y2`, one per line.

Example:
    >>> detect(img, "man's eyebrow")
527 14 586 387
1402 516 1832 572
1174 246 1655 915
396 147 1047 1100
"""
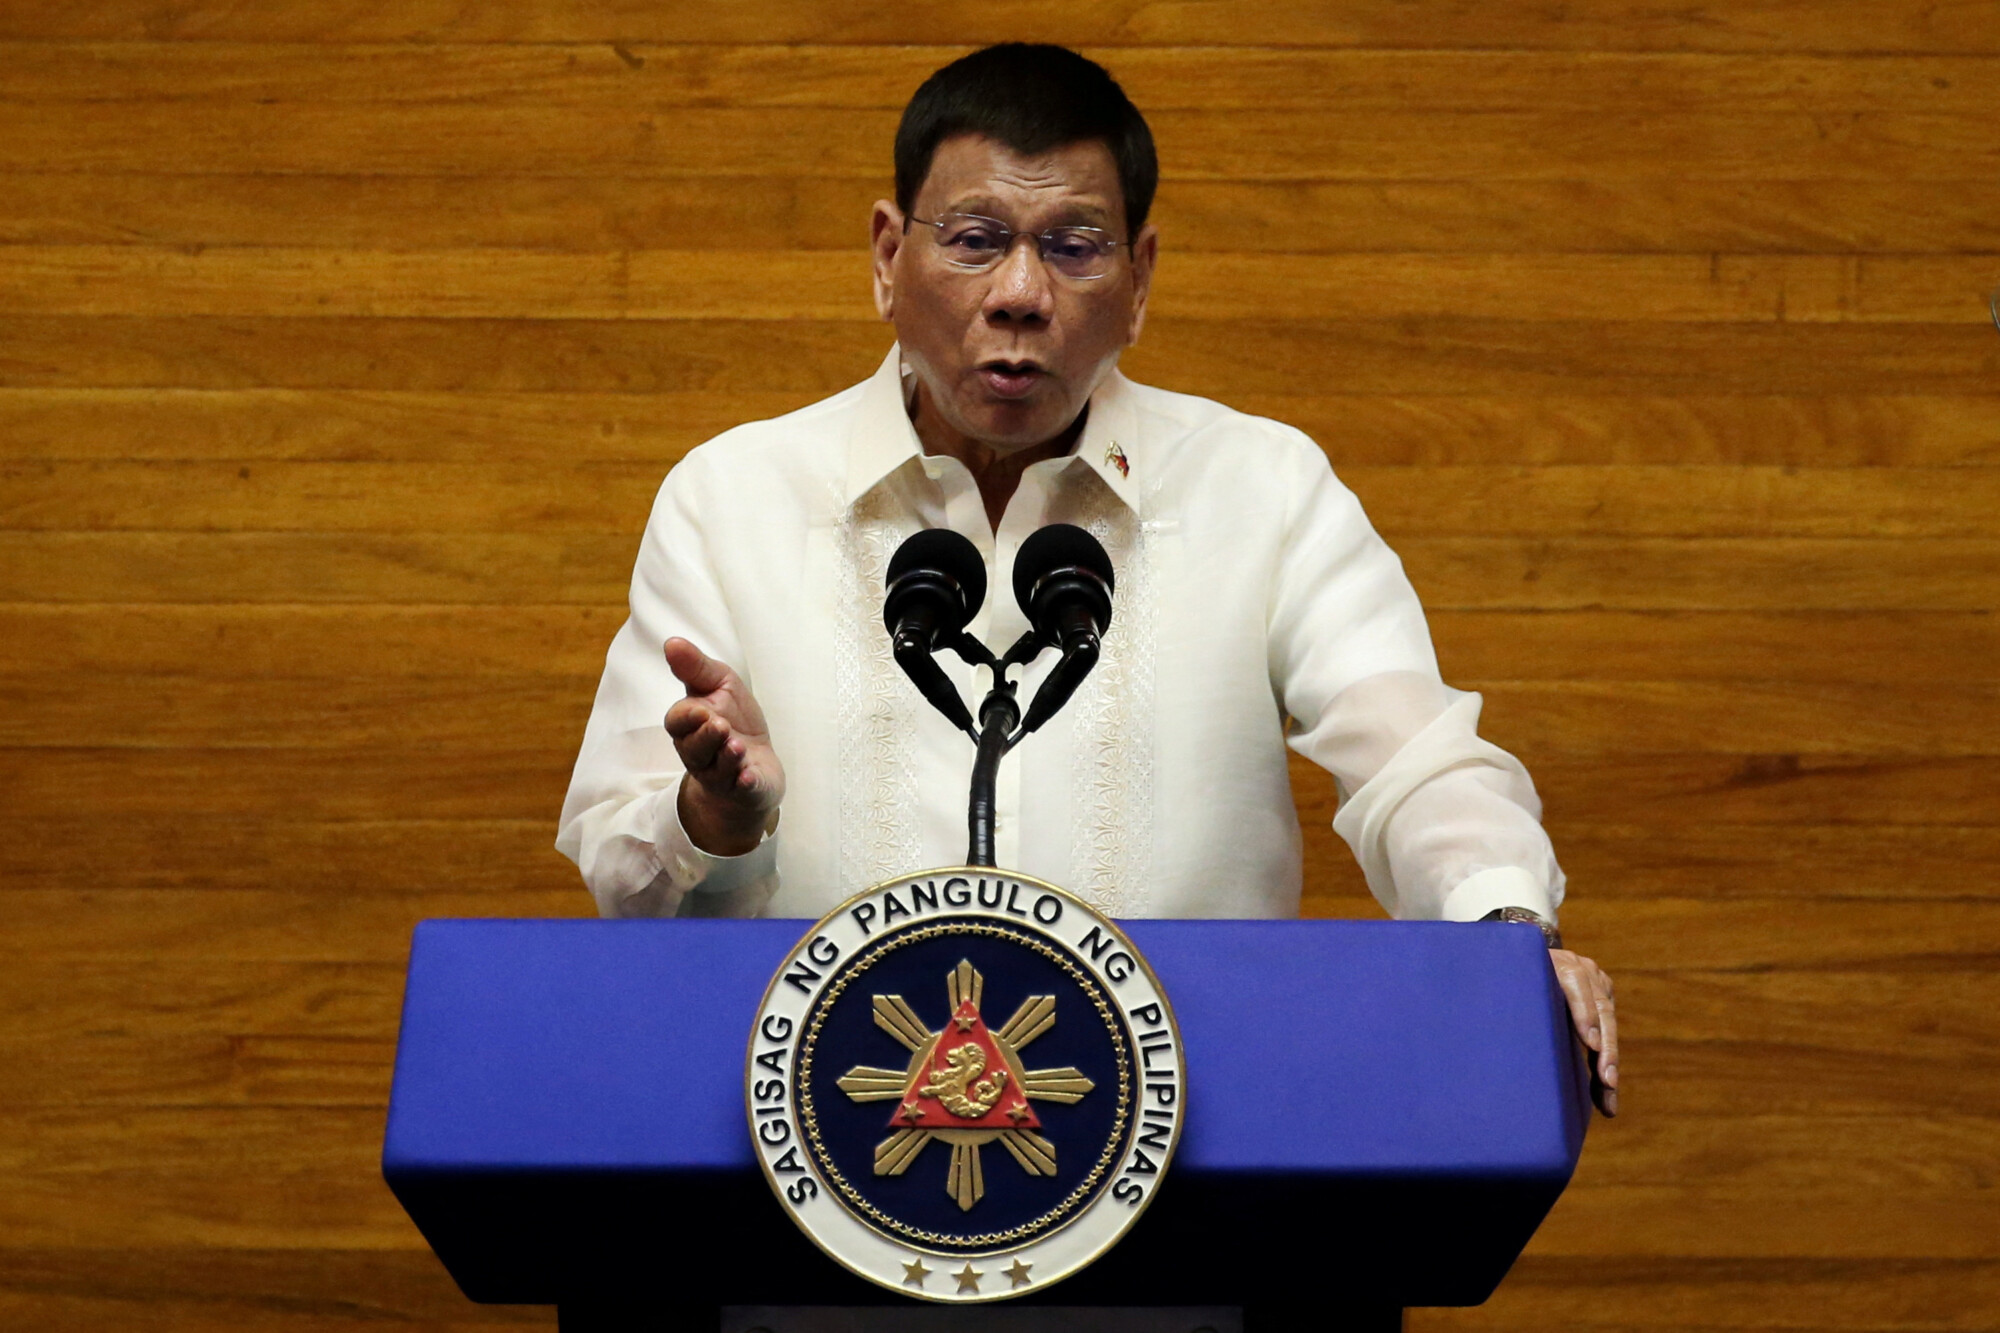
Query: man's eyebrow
945 196 1116 227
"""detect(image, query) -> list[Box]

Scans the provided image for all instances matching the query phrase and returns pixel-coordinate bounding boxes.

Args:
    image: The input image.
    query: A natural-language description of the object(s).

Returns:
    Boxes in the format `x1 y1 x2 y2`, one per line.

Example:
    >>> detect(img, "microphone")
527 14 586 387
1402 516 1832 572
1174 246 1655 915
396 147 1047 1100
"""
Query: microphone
1012 524 1115 734
883 528 986 735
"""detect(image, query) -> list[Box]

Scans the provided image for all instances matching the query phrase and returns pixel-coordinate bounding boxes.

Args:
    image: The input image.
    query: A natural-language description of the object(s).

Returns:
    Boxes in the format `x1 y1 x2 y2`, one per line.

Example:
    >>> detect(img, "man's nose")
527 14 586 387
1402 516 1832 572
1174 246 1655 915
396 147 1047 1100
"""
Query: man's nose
982 236 1055 324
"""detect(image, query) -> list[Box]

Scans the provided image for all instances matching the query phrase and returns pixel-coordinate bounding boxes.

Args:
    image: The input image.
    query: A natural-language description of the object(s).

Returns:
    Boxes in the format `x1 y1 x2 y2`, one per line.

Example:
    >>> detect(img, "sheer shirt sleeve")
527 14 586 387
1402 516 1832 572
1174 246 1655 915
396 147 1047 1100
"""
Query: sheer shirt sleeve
1267 433 1564 923
555 449 778 919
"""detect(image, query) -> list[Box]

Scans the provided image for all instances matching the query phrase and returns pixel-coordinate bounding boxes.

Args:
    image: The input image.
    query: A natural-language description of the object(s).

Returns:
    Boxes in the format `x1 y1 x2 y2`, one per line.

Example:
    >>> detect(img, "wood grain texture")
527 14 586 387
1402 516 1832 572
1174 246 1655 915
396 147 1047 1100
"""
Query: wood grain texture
6 531 1999 609
4 673 1998 756
8 390 2000 466
0 605 631 676
5 246 1992 323
1482 823 2000 899
2 606 1990 684
0 1250 547 1331
8 174 1999 253
0 388 801 463
3 18 1995 1332
8 461 1999 535
0 1 1992 53
4 105 1996 181
0 818 581 892
12 746 2000 826
1427 610 2000 684
6 45 1997 114
0 532 637 603
1291 751 2000 828
0 748 576 819
7 316 1998 395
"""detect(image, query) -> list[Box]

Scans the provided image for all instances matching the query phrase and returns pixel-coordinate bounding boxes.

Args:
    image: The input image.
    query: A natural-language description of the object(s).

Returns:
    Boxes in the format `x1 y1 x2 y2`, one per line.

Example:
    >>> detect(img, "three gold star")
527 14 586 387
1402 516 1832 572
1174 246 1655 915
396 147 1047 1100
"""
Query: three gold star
900 1255 1028 1293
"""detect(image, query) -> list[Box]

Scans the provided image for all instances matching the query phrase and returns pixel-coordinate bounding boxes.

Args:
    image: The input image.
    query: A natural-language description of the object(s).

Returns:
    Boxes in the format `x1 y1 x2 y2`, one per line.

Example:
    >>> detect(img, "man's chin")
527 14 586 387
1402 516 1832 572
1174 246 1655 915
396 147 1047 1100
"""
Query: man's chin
960 395 1080 453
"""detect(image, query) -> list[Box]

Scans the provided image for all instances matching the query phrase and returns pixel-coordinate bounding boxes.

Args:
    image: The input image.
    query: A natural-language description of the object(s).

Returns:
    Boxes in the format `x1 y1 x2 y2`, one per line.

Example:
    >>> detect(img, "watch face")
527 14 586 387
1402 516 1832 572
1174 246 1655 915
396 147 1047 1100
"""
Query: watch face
1486 907 1561 948
748 869 1184 1303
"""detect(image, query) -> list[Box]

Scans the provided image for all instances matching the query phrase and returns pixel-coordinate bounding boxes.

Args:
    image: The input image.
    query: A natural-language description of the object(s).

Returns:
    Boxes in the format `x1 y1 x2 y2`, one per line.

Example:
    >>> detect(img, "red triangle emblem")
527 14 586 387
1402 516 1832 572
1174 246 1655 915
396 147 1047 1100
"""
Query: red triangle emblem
890 999 1041 1131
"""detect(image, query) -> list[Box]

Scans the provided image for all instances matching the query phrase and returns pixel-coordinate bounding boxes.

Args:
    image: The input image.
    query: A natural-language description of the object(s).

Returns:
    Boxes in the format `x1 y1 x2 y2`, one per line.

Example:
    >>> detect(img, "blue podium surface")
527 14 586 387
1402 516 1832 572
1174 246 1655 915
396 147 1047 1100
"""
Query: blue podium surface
384 918 1589 1310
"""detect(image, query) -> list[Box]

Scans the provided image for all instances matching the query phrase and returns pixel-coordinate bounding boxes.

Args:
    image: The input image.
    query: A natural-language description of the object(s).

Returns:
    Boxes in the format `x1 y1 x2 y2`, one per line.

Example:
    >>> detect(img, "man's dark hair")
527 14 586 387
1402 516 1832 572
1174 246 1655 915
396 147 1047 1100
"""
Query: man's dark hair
894 44 1158 236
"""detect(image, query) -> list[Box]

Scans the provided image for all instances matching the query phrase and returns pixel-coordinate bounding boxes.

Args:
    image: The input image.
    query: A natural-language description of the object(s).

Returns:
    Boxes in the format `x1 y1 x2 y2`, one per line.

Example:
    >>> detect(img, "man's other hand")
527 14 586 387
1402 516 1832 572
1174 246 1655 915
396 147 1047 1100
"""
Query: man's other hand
664 638 786 857
1550 949 1620 1117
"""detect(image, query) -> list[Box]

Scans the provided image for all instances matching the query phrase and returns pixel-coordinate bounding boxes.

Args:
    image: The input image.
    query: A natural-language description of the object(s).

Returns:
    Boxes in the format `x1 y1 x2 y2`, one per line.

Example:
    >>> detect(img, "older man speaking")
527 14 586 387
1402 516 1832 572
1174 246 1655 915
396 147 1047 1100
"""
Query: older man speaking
558 44 1619 1114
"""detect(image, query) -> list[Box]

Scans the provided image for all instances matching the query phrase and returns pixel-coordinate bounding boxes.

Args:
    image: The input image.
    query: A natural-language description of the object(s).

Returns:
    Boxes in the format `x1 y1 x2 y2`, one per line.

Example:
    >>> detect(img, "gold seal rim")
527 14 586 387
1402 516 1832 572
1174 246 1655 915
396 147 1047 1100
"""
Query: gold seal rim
744 866 1187 1303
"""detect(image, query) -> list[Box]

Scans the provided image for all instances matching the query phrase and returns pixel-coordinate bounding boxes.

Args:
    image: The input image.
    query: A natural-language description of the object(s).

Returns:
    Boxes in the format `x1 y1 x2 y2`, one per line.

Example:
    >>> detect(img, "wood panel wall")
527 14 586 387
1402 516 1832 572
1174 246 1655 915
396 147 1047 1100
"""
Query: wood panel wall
3 6 1996 1329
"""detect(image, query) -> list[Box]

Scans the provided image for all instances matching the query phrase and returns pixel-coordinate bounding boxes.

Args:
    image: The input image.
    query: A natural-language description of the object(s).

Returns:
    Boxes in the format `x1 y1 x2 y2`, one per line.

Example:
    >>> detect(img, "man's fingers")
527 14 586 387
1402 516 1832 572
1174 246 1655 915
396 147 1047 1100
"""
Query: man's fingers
1554 958 1602 1050
1589 1046 1618 1118
668 706 733 774
703 736 747 789
1578 962 1619 1117
1549 952 1620 1117
684 728 729 776
1595 982 1620 1089
666 700 727 758
664 636 735 697
664 698 709 741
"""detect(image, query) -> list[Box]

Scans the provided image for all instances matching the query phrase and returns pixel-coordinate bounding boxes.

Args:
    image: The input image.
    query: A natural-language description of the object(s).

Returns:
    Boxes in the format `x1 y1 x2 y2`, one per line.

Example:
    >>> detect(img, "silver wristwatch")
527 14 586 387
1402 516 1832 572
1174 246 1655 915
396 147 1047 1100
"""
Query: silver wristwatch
1480 905 1563 950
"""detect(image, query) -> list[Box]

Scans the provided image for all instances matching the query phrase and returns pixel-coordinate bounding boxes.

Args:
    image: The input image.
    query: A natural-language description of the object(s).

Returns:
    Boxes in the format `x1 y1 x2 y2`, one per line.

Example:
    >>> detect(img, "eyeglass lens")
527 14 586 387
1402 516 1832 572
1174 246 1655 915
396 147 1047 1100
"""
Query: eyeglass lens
929 215 1117 279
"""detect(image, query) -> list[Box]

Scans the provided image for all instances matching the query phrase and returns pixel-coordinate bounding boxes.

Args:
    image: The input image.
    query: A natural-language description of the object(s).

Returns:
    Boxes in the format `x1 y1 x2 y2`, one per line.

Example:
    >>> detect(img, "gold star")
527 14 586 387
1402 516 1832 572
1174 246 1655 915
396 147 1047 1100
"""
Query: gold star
901 1257 931 1287
953 1262 982 1294
1006 1105 1031 1124
899 1099 926 1123
954 1011 976 1031
1005 1258 1032 1288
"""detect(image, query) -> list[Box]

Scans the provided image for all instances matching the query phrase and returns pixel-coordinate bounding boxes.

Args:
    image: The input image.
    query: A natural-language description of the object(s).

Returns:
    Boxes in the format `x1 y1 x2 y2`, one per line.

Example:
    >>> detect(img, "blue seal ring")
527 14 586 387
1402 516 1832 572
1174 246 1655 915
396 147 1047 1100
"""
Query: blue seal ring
797 918 1134 1251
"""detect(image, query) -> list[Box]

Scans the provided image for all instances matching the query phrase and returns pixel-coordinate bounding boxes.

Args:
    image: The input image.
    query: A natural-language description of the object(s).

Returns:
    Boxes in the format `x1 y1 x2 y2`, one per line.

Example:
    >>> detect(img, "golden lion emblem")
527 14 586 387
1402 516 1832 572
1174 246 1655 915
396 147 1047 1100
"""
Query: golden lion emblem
920 1041 1009 1117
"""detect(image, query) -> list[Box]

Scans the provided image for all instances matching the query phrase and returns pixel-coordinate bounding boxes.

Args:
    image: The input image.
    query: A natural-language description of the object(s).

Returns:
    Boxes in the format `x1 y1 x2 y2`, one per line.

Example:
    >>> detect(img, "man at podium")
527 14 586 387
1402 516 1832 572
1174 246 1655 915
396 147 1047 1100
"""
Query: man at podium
557 44 1618 1114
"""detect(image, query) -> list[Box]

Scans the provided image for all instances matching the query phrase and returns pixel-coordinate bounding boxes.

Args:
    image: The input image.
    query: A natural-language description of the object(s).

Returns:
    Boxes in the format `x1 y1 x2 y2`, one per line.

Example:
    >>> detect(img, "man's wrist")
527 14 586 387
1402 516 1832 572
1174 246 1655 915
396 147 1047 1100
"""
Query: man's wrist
1480 905 1564 950
676 777 780 858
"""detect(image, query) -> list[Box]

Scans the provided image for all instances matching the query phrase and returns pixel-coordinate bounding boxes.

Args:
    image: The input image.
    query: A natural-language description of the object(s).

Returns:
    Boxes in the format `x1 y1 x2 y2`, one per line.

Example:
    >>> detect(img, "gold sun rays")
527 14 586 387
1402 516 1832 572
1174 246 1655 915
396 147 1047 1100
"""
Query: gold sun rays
839 961 1096 1211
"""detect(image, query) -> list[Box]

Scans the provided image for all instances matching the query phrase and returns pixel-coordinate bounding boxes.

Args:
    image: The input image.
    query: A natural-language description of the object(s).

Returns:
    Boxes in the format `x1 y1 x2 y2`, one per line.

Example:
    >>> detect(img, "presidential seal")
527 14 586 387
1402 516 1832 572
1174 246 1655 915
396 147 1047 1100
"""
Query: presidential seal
747 870 1184 1303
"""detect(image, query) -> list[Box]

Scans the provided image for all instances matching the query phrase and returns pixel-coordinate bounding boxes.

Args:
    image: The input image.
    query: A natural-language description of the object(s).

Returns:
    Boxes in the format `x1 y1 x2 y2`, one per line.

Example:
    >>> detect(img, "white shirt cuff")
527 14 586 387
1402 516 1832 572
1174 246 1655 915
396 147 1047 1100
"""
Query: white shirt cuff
650 785 777 894
1442 866 1556 923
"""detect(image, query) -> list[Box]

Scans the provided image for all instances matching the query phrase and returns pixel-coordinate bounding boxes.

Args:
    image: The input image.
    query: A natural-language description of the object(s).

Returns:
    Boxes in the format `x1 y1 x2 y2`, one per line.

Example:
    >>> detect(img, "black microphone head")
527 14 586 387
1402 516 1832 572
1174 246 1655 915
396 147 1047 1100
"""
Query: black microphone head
1013 523 1114 645
888 528 987 605
883 527 986 645
1012 524 1114 608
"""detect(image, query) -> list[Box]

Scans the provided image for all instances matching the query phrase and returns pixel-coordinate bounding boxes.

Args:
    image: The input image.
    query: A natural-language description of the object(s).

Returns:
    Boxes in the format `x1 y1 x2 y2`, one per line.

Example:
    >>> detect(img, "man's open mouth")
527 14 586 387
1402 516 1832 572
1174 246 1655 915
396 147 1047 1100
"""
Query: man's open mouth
978 361 1045 399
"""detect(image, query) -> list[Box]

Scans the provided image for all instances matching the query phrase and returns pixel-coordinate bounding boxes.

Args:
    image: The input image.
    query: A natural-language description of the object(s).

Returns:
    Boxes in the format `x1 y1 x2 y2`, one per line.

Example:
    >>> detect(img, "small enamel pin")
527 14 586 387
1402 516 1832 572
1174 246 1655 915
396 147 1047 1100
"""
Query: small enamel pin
1104 442 1129 479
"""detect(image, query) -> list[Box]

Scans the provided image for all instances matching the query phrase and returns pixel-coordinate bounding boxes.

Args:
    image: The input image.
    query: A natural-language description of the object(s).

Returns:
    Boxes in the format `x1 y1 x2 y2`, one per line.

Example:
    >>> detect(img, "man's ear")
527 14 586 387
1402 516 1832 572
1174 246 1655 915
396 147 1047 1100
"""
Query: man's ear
870 200 904 322
1125 222 1159 346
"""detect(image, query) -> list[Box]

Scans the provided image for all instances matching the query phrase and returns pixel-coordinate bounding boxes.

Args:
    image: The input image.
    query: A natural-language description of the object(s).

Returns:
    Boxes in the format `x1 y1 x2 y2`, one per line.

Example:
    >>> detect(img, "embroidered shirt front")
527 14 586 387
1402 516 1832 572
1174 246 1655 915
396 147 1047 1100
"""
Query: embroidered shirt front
557 346 1563 924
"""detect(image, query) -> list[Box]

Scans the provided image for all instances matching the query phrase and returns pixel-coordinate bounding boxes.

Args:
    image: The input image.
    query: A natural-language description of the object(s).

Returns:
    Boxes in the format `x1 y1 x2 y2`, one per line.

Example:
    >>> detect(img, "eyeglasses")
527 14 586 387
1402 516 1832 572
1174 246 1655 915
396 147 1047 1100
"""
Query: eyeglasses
907 213 1125 281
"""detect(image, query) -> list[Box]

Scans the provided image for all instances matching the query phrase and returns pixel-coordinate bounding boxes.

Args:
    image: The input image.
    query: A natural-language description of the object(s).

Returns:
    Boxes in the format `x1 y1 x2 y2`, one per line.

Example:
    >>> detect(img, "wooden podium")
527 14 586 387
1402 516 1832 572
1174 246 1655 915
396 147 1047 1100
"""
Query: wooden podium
382 918 1589 1330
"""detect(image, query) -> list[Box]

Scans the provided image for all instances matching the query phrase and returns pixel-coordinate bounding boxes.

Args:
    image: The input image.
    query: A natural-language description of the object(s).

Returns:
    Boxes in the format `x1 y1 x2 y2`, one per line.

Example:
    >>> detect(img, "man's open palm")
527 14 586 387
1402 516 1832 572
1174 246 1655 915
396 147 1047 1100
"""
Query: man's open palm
664 638 785 856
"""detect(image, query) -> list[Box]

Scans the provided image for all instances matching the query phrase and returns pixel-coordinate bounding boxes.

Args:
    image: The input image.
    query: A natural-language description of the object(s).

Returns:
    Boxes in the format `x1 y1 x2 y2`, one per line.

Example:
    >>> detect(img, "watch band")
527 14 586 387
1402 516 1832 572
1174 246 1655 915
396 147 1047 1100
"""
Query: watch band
1480 905 1564 950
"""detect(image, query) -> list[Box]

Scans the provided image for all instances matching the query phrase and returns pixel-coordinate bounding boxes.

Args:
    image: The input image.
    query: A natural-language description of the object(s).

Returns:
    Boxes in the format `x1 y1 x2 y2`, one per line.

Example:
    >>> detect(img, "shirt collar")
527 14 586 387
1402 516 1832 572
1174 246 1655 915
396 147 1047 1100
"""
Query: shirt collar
1068 365 1142 513
843 343 1143 514
843 345 926 505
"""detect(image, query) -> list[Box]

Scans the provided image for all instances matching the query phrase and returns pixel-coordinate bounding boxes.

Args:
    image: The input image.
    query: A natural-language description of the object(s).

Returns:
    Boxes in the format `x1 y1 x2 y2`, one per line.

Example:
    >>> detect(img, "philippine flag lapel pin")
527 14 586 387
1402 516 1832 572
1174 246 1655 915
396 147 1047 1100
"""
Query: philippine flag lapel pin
1104 442 1129 479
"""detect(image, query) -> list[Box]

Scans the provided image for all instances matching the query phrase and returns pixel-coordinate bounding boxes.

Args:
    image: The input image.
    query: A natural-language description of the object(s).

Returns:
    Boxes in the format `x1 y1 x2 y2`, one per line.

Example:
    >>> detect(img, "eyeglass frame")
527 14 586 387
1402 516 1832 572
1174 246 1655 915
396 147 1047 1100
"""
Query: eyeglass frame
903 212 1131 281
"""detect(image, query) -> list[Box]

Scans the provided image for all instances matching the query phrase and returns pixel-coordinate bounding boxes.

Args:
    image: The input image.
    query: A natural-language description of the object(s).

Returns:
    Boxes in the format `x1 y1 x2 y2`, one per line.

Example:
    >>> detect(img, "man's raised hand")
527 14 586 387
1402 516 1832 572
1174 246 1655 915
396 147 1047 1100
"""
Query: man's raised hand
664 638 785 857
